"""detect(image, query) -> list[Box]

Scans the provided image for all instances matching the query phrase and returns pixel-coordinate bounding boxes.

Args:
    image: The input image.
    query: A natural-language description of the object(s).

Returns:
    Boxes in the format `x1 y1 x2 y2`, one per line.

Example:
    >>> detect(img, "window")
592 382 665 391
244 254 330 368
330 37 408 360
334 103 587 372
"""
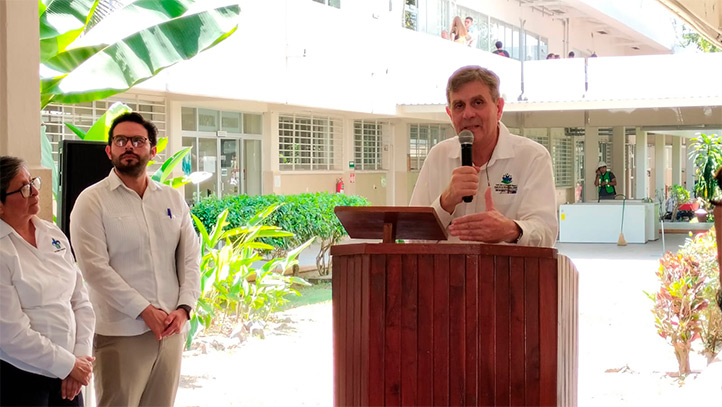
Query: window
404 0 418 30
598 127 613 170
312 0 340 9
279 114 341 171
41 95 166 164
354 120 387 171
409 123 453 170
522 129 550 149
182 108 263 135
552 134 573 187
455 5 489 50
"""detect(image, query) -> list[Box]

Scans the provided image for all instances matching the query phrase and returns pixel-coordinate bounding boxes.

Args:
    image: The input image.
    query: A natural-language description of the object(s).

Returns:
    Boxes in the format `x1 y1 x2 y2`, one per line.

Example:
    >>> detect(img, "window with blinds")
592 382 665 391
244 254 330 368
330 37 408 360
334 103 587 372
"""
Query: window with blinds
523 128 550 149
278 114 342 171
312 0 340 9
408 123 453 171
354 120 387 171
552 134 573 187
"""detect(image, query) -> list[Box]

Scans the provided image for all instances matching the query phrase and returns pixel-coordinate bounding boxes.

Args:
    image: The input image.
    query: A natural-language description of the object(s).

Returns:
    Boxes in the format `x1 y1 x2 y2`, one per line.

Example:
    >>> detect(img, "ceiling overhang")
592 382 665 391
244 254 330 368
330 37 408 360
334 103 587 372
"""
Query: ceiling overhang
657 0 722 48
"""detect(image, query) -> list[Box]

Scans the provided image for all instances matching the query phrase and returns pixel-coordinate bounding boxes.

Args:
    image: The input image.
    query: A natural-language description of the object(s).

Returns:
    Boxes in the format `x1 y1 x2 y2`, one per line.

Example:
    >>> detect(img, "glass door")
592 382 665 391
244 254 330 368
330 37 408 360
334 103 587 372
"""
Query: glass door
243 139 262 195
220 139 240 197
182 137 198 204
198 138 218 200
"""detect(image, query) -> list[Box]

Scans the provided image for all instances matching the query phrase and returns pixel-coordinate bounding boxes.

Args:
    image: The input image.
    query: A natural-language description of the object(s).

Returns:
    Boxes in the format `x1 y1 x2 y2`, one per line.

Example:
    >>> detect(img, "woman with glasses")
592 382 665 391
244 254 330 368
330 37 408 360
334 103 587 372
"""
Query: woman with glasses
0 156 95 406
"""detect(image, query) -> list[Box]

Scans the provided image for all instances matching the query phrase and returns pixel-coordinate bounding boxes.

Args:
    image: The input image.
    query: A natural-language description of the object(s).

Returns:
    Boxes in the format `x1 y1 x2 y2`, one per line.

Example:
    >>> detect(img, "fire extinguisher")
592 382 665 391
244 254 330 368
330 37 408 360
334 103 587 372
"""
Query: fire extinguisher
336 177 345 194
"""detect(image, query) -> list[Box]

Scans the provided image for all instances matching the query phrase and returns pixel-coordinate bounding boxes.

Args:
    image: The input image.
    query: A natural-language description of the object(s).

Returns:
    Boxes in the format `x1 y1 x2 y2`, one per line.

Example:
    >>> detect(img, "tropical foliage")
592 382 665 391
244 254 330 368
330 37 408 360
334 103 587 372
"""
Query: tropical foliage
647 228 722 376
188 204 312 348
39 0 239 197
39 0 240 108
678 229 722 364
191 193 371 275
688 133 722 208
647 251 709 376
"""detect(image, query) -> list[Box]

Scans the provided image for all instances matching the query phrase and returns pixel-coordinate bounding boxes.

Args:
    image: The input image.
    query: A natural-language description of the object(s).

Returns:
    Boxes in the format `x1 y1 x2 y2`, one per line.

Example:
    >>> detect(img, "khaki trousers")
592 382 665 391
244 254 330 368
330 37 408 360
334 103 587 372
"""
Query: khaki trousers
93 331 185 407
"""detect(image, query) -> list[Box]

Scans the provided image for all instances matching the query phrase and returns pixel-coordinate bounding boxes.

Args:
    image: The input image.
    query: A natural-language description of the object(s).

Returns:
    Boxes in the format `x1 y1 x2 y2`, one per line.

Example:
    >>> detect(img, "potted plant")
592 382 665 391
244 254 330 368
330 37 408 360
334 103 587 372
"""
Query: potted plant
688 133 722 210
669 184 690 221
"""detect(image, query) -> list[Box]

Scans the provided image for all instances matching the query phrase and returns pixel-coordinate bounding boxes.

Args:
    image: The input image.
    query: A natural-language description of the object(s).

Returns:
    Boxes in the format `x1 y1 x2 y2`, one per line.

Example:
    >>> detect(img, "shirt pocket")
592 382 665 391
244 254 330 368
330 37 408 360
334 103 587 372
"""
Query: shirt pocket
155 207 182 249
104 214 142 258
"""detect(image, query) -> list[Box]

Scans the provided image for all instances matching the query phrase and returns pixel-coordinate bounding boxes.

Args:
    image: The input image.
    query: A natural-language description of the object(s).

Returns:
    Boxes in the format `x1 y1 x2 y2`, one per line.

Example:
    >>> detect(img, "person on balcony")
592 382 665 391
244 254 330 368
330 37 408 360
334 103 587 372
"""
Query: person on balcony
594 161 617 199
410 66 558 247
0 156 95 406
464 16 478 48
492 41 510 57
449 16 468 44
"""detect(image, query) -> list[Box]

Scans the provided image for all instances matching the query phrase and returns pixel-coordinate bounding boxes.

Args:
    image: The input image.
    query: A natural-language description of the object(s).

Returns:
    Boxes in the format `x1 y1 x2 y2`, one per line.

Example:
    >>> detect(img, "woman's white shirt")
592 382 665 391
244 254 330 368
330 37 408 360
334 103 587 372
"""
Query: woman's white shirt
0 217 95 379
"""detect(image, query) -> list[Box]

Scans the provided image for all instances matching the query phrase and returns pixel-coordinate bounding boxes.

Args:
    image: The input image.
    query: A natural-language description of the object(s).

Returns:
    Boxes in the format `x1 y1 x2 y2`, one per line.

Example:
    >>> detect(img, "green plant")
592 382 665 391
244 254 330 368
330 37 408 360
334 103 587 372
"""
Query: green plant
669 184 691 221
191 193 370 275
646 252 710 376
39 0 240 108
39 0 239 197
688 133 722 209
42 101 208 200
187 204 312 348
678 229 722 364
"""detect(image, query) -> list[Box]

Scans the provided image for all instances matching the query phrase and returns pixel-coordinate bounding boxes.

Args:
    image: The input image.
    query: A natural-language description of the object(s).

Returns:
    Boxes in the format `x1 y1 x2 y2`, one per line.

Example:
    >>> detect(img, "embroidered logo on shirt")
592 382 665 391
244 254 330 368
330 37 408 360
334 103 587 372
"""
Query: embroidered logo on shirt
51 238 65 252
494 173 518 194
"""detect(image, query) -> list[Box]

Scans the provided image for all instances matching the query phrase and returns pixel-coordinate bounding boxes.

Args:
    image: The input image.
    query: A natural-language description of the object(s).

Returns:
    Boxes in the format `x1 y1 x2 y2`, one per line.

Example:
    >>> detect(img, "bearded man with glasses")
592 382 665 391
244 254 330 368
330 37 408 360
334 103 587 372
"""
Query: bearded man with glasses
70 112 200 406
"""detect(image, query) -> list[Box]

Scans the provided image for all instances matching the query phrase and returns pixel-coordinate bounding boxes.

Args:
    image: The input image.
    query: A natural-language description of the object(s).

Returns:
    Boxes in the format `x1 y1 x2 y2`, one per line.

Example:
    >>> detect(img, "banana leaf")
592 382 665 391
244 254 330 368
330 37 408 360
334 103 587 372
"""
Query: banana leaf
41 4 240 107
151 146 192 183
71 101 132 141
39 0 99 63
44 0 195 73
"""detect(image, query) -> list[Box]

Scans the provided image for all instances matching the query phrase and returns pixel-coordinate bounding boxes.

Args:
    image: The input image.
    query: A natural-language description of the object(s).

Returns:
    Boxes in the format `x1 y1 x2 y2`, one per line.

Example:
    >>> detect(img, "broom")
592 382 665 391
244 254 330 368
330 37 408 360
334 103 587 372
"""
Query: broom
617 197 627 246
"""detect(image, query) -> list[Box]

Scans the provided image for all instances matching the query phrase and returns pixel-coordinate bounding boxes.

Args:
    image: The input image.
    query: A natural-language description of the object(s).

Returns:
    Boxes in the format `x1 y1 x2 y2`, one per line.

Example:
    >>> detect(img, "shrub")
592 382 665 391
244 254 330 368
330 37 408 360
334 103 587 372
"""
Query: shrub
191 193 370 275
187 204 313 349
646 252 709 376
678 229 722 363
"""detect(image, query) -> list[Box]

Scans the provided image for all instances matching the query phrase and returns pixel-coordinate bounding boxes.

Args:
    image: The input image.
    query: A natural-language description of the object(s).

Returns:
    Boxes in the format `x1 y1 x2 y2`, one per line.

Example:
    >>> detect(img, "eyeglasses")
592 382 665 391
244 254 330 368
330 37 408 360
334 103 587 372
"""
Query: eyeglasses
112 136 149 148
5 177 41 199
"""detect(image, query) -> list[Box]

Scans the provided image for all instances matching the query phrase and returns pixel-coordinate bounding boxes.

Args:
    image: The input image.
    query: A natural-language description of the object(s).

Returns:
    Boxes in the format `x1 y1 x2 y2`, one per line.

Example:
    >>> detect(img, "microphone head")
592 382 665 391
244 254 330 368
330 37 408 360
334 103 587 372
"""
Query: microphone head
458 130 474 145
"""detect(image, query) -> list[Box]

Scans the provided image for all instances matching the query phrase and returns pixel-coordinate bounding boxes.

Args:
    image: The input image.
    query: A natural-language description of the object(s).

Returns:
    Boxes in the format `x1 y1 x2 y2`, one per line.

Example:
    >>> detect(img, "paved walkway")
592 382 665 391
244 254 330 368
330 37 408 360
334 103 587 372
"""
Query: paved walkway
176 233 722 406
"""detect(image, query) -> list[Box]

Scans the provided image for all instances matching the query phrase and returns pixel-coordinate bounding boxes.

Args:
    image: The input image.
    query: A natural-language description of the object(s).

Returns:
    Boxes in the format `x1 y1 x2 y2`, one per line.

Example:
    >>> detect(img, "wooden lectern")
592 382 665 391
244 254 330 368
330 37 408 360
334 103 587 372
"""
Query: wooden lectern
331 206 569 406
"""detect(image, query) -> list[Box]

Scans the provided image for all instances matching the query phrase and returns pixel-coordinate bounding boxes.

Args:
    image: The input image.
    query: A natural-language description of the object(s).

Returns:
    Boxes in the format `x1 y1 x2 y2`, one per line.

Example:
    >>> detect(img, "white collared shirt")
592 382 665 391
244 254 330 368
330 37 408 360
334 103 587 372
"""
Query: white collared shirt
0 217 95 379
70 170 201 336
410 123 558 247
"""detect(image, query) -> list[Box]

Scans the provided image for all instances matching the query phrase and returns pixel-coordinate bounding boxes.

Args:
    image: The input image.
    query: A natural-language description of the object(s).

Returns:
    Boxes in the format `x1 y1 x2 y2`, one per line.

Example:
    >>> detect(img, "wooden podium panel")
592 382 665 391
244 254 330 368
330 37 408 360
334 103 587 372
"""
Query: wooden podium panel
334 206 448 243
331 243 559 406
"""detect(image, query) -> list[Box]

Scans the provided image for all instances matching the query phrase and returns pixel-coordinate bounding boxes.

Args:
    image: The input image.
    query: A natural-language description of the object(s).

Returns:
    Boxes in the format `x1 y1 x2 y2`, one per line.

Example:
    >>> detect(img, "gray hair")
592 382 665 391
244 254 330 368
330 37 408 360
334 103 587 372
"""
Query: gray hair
446 65 501 105
0 156 25 203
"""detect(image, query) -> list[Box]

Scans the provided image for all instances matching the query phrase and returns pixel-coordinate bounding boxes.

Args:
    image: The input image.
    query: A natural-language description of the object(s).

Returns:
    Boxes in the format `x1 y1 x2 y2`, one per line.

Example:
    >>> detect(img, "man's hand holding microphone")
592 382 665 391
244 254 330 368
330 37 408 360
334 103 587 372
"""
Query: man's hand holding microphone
441 130 521 243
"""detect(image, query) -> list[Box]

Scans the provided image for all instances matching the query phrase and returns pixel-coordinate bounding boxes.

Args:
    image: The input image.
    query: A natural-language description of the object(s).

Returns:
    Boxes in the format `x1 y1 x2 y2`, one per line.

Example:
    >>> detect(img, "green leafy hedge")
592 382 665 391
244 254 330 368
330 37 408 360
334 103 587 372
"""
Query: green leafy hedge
191 193 370 275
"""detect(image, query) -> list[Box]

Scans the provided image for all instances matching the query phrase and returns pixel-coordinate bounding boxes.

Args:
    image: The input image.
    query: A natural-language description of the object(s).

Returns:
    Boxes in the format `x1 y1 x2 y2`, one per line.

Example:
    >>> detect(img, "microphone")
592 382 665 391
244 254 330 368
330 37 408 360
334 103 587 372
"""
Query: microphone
458 130 474 203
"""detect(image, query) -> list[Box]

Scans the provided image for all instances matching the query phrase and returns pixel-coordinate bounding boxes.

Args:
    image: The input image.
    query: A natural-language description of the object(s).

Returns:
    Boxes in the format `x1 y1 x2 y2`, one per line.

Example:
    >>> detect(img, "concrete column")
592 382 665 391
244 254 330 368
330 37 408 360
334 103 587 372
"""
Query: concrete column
655 134 666 199
263 111 278 194
672 136 682 187
686 140 696 193
0 0 52 220
583 126 599 202
635 128 648 200
612 126 626 197
391 121 408 206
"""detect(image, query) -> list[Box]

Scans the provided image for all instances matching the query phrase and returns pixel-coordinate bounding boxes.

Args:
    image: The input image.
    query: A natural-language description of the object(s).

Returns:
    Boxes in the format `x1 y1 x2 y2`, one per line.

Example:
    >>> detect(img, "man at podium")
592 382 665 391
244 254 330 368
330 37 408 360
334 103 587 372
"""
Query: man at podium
410 65 557 247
